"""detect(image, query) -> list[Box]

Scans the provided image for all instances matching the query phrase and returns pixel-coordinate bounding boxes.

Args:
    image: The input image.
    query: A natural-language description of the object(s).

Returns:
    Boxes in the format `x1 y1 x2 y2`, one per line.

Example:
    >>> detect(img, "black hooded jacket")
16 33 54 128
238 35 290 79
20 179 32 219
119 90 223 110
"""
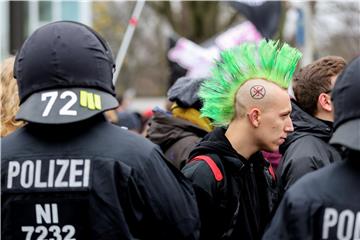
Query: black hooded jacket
276 100 342 201
182 128 276 240
147 109 208 169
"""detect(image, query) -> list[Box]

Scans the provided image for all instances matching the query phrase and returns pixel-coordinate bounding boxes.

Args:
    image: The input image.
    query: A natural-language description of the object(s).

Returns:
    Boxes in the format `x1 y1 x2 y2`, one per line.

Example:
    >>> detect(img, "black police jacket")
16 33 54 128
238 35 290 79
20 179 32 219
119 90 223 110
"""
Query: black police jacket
1 115 200 240
277 100 342 202
263 151 360 240
182 128 276 240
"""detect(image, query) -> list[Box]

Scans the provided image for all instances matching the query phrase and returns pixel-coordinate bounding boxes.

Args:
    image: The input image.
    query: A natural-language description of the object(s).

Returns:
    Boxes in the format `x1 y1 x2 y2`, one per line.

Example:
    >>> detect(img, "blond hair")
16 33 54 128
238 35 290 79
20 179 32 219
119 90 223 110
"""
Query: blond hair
104 109 119 123
1 56 24 137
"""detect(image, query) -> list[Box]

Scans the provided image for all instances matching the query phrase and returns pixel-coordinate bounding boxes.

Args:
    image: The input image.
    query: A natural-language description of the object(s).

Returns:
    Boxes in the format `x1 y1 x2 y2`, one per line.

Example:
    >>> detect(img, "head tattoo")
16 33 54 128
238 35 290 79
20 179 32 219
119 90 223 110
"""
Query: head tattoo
199 39 302 127
250 85 266 99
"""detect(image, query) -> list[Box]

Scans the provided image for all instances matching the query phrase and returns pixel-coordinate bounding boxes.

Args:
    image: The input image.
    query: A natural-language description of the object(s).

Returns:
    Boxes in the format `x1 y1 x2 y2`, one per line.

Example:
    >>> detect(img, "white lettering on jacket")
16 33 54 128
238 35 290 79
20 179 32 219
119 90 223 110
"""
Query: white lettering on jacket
6 159 90 189
322 207 360 240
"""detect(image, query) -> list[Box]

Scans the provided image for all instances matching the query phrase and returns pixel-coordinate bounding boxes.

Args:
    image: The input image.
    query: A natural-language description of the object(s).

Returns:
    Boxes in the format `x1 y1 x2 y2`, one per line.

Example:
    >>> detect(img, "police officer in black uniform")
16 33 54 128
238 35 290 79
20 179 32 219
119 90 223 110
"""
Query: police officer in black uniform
1 21 199 240
263 56 360 240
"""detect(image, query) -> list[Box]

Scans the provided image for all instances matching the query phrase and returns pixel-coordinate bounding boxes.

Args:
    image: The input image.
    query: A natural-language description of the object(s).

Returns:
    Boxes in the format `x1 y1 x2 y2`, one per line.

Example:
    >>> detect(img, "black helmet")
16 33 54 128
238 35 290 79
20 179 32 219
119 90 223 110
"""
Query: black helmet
330 56 360 151
14 21 118 124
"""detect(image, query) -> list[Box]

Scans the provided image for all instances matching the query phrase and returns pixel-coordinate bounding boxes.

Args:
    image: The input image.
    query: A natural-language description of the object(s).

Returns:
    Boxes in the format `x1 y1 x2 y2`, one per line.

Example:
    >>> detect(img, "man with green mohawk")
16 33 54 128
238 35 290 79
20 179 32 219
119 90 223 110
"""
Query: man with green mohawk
182 39 302 240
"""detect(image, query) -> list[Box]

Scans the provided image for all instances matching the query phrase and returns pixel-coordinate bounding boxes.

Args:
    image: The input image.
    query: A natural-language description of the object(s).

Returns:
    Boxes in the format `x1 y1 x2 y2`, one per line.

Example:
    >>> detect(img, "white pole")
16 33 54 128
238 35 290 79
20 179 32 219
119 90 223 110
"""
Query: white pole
0 0 9 60
302 2 314 66
113 0 146 84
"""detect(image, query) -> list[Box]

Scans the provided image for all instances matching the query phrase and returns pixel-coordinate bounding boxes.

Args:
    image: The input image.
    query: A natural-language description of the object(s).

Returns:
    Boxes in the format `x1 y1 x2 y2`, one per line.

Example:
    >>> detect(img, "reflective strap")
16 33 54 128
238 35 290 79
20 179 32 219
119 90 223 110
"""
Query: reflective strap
80 90 102 110
87 92 95 110
93 94 102 110
80 90 87 107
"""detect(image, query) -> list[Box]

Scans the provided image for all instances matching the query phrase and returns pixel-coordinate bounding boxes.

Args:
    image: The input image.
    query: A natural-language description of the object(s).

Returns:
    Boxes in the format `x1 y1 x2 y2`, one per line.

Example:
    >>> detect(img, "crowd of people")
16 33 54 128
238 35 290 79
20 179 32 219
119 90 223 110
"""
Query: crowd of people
1 21 359 240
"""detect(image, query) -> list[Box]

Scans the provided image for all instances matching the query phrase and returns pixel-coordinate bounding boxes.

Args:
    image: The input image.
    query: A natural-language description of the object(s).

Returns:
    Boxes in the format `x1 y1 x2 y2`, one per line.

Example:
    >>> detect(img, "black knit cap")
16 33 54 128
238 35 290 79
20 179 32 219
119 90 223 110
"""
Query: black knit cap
14 21 118 124
330 56 360 151
167 77 205 110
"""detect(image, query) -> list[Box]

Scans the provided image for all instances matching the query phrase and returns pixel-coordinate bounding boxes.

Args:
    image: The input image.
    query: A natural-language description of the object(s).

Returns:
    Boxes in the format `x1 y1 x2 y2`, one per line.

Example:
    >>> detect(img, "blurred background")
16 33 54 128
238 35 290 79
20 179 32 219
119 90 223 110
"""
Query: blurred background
1 1 359 111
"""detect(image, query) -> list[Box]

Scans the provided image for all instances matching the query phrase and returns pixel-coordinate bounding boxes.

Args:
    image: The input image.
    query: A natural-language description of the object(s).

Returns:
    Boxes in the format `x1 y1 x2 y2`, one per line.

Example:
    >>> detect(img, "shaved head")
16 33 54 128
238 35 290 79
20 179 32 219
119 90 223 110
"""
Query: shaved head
234 79 289 119
226 78 293 157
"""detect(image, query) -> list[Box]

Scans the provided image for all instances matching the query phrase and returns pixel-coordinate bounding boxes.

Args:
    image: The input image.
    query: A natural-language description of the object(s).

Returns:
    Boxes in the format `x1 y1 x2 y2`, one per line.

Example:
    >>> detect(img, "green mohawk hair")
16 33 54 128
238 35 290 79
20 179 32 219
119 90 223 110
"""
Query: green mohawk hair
199 39 302 127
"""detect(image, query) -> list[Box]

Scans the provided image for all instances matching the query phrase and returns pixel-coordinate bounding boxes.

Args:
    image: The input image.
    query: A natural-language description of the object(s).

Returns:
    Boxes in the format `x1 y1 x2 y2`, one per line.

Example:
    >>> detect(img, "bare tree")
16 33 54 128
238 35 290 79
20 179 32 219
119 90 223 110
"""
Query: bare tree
148 1 240 43
93 2 171 96
92 1 243 97
314 1 360 61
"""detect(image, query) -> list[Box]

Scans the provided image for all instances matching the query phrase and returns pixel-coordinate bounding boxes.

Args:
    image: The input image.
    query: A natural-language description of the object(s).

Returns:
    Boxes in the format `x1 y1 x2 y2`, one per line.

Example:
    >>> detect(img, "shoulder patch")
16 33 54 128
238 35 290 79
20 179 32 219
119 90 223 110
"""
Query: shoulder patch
190 155 223 181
